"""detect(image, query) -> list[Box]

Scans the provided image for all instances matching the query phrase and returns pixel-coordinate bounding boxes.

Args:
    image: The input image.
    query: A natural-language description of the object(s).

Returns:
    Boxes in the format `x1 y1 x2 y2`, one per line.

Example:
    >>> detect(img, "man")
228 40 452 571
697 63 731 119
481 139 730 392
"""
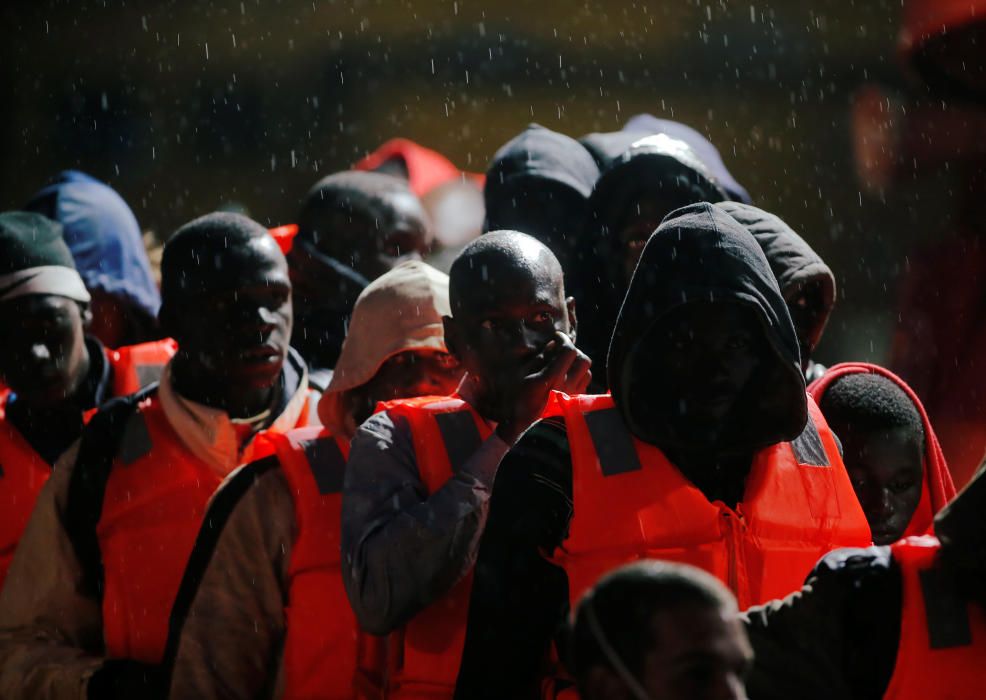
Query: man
573 561 753 700
341 231 591 697
163 260 464 699
25 170 163 348
810 363 955 544
743 462 986 699
577 134 728 386
288 170 431 384
717 202 836 383
0 212 316 699
483 124 600 287
456 203 870 697
0 211 174 585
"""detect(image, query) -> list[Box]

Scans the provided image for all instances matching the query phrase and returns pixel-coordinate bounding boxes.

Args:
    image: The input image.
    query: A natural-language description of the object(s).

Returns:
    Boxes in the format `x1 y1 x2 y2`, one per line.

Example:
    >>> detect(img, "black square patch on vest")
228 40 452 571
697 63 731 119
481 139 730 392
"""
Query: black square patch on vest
920 566 973 649
434 411 483 473
790 416 830 467
584 408 642 477
118 411 153 465
303 437 347 495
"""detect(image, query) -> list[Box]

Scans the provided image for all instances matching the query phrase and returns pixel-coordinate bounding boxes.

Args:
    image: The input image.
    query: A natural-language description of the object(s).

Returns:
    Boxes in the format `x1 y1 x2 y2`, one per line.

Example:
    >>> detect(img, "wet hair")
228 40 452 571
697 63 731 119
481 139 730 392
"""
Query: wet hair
448 230 563 312
160 212 274 304
819 373 925 449
572 560 736 685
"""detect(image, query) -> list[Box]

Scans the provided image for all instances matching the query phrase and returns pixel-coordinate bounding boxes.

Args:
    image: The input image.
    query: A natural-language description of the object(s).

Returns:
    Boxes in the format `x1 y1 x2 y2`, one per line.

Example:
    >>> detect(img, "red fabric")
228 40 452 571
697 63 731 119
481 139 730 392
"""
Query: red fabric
353 138 484 197
267 224 298 255
884 535 986 699
900 0 986 55
808 362 956 538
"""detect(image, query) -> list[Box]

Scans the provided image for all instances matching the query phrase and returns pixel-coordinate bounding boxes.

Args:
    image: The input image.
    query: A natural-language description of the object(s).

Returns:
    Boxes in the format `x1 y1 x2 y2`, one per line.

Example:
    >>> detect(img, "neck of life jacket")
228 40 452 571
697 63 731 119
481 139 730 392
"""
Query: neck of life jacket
555 391 871 610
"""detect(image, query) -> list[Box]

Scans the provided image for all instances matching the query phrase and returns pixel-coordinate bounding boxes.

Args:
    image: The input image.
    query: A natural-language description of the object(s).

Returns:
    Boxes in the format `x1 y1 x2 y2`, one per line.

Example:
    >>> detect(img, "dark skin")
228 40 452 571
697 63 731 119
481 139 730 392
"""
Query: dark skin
638 302 766 505
290 190 430 370
617 189 699 282
836 424 925 545
0 294 92 408
161 235 293 419
784 281 827 373
583 603 753 700
0 294 94 461
443 240 592 444
344 348 464 427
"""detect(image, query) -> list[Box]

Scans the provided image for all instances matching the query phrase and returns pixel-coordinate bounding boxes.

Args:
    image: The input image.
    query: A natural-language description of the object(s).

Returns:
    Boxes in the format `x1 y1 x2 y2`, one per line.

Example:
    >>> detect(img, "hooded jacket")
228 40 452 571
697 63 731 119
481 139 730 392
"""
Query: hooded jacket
578 137 729 388
809 362 957 538
608 202 808 451
716 201 836 379
25 171 161 325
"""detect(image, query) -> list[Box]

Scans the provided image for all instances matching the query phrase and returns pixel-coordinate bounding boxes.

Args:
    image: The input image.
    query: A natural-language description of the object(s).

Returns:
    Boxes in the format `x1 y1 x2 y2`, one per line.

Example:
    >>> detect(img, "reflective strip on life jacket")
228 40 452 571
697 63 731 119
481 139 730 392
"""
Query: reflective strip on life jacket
107 338 178 397
369 395 494 699
883 536 986 699
97 395 281 665
277 426 373 699
558 393 871 610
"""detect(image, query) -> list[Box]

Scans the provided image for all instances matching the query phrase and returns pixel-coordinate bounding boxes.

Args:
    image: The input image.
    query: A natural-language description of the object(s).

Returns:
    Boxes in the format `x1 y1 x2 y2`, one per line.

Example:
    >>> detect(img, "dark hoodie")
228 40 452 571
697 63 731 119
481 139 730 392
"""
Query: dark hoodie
483 124 600 290
743 463 986 700
578 136 729 388
455 203 808 699
715 201 837 381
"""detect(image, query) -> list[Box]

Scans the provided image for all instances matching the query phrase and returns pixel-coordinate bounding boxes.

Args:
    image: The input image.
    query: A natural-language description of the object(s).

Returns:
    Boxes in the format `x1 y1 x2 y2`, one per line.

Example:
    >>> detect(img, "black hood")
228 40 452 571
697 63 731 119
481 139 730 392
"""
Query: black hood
715 202 836 355
484 123 600 229
935 462 986 597
608 202 807 451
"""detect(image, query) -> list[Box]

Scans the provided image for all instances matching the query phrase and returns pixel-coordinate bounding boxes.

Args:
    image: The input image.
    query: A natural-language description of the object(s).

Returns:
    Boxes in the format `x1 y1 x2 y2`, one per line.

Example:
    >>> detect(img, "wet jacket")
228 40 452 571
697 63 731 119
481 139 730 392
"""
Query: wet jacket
0 351 314 700
809 362 956 538
456 203 868 698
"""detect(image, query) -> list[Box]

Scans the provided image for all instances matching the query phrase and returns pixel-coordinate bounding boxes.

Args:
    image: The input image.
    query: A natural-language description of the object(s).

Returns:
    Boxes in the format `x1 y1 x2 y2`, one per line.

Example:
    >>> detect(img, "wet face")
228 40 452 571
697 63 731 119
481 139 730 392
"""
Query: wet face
841 425 925 545
784 281 826 371
445 249 574 420
640 603 752 700
309 191 429 281
0 295 89 407
617 189 697 282
487 181 587 272
641 302 765 449
347 348 464 426
165 235 293 393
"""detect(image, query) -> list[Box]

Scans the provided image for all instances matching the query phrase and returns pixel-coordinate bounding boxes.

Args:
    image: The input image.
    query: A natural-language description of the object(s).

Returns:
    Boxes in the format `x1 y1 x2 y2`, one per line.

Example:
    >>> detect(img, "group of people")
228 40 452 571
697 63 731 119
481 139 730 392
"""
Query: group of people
0 113 981 700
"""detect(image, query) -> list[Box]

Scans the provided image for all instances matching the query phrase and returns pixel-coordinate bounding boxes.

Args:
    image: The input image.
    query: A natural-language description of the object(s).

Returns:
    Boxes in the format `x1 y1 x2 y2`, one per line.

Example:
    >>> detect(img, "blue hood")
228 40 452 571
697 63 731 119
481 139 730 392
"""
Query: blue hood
25 170 160 319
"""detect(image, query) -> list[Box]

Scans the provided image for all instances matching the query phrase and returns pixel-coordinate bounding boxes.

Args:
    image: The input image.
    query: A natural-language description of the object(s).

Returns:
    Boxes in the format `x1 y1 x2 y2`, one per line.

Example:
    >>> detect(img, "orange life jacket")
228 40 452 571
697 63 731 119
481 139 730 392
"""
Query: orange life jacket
352 395 495 699
0 341 176 587
883 535 986 699
274 426 382 700
556 392 872 609
106 338 177 397
0 405 51 585
97 392 303 664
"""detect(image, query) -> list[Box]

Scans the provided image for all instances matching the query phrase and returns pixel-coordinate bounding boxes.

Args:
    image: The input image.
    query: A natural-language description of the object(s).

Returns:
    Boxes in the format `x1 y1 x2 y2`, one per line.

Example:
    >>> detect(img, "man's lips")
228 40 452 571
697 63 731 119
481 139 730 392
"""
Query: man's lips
237 345 282 362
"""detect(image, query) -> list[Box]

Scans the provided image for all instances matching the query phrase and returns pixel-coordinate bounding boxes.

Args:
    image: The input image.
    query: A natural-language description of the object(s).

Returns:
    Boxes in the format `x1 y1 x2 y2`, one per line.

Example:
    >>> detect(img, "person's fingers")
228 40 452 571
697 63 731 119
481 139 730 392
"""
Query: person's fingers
538 343 579 389
561 352 592 394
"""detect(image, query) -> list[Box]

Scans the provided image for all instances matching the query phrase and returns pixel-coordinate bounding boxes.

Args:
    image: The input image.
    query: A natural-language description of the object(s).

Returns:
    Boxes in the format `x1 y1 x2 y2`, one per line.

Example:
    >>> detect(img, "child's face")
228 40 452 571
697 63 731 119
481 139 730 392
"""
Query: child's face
844 425 925 545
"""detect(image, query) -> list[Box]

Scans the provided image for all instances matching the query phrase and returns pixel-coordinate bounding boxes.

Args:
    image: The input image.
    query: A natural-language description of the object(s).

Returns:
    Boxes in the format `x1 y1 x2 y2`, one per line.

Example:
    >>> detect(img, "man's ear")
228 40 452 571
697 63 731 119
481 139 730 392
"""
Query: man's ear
78 302 93 329
566 296 578 344
442 315 463 361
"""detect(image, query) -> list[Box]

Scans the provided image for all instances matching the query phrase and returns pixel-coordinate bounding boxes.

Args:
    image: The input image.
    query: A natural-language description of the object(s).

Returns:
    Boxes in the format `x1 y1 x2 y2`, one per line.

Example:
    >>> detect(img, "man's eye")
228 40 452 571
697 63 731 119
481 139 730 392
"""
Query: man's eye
435 352 459 369
480 319 497 332
531 312 553 324
889 479 917 494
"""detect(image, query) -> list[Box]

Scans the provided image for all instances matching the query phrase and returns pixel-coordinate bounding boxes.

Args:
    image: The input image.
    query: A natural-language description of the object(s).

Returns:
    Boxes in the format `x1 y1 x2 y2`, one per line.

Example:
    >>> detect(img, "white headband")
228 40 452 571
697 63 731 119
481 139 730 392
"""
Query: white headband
0 265 91 304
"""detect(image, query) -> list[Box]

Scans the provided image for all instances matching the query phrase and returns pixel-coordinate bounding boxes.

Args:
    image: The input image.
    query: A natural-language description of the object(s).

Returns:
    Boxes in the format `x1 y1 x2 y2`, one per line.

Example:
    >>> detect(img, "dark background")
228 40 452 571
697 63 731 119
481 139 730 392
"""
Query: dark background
0 1 957 365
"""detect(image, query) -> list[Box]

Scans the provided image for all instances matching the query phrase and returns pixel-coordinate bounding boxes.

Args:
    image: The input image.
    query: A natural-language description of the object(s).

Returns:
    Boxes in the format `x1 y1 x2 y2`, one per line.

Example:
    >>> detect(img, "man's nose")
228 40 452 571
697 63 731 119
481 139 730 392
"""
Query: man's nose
867 489 895 519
